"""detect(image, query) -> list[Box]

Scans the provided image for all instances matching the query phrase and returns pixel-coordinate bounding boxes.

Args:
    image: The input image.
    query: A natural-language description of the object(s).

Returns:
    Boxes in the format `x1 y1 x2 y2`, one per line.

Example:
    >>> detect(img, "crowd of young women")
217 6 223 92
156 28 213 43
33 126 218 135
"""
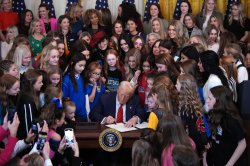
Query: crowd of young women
0 0 249 165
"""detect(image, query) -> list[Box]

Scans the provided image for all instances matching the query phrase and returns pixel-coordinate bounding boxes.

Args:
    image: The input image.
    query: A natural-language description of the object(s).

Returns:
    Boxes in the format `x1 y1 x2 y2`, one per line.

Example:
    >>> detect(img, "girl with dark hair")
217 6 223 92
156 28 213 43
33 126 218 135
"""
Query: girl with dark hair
118 34 131 63
159 39 179 61
137 56 155 107
83 9 105 36
0 60 19 78
111 20 124 51
126 18 146 43
180 45 199 63
132 129 161 166
217 31 237 57
143 3 169 35
205 86 247 166
117 2 143 33
0 74 20 124
17 9 34 37
62 52 87 121
174 0 192 24
38 4 57 35
198 50 229 112
155 53 180 84
159 114 195 166
17 69 43 139
71 39 90 67
244 50 250 79
100 8 113 37
152 39 162 57
90 34 109 65
40 86 64 158
58 15 77 58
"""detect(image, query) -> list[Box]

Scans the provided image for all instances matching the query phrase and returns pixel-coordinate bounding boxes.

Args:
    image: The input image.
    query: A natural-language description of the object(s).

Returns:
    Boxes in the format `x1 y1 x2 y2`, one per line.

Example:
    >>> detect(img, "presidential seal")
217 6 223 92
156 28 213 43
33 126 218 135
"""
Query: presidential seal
99 128 122 152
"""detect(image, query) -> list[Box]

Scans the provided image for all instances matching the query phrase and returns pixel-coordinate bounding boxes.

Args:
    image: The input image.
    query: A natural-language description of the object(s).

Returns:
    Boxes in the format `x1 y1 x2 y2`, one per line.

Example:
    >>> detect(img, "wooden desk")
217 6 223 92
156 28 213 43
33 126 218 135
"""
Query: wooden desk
75 125 142 149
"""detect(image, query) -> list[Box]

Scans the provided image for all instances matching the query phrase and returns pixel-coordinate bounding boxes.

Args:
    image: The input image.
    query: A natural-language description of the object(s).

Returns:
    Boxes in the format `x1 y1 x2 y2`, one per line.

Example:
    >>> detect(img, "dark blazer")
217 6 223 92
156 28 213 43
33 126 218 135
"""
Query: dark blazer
89 92 146 123
195 11 223 30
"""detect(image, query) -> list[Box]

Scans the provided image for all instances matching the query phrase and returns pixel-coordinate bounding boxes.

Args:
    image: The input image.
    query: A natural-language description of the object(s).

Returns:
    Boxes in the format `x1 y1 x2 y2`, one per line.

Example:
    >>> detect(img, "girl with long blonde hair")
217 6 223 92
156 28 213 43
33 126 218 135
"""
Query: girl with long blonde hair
176 74 207 157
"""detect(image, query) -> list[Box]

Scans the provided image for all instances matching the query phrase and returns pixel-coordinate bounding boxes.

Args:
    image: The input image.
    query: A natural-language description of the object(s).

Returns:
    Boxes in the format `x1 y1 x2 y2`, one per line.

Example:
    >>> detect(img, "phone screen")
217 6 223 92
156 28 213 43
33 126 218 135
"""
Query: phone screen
37 132 47 151
64 128 74 146
7 106 16 123
32 124 38 134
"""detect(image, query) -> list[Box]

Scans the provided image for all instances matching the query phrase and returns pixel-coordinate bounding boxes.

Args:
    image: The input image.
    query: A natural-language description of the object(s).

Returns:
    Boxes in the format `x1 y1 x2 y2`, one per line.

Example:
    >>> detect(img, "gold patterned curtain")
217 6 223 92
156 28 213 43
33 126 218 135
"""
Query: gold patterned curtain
144 0 250 21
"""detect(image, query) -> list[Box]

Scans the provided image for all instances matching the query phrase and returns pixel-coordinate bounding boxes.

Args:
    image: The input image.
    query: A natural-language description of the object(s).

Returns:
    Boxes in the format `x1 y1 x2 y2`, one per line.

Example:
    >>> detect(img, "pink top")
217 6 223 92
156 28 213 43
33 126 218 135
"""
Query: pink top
161 138 196 166
47 129 56 159
39 18 57 35
0 126 18 165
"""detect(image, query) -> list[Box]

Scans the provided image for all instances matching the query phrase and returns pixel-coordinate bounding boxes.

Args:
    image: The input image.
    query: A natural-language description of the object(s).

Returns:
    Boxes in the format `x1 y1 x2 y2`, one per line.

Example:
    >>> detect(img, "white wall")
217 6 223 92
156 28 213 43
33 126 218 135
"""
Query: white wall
24 0 145 21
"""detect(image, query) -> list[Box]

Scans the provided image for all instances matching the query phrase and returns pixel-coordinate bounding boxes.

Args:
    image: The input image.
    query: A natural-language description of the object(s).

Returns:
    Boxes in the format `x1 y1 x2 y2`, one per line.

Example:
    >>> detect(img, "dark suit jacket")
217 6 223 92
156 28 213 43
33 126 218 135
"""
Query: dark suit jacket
89 92 146 123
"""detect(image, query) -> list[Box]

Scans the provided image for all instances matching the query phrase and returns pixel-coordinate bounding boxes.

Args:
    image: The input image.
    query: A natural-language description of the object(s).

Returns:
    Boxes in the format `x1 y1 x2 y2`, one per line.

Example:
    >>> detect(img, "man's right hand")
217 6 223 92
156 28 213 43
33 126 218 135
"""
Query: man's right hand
106 116 115 124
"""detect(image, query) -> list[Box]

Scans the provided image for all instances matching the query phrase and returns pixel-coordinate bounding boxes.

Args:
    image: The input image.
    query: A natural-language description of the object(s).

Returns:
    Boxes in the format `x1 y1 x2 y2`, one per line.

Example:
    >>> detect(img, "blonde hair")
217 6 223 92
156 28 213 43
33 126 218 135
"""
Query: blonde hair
167 20 187 47
151 18 166 39
220 56 238 83
153 75 178 112
202 0 217 17
6 25 18 43
124 48 141 81
177 74 204 118
29 19 42 35
229 2 245 27
40 44 59 72
13 44 32 69
67 3 83 23
224 43 243 61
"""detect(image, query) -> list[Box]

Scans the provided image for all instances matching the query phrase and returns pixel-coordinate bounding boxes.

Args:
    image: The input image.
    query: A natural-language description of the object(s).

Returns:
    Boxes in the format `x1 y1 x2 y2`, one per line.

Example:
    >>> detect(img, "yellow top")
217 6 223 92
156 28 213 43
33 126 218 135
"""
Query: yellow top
148 112 159 131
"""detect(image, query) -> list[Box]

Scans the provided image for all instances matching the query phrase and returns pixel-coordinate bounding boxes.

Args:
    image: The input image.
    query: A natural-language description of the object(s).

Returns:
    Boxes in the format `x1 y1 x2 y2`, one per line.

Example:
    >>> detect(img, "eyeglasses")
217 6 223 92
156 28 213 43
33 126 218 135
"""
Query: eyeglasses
135 42 143 46
92 72 101 76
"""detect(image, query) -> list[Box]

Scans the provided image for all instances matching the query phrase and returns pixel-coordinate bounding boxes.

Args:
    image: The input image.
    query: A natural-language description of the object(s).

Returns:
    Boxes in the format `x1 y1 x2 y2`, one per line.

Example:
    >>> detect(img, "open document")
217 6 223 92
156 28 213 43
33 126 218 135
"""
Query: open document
106 122 148 132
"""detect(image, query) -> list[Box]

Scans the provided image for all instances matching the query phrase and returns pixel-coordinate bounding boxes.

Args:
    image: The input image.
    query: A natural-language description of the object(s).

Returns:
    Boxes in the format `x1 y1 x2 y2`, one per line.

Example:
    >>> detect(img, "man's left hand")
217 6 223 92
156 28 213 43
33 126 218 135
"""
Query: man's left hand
125 116 138 128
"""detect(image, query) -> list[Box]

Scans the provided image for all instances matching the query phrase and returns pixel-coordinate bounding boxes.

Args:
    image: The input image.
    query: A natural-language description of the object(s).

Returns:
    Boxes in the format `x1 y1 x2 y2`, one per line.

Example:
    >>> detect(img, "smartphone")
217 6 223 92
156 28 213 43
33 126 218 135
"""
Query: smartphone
31 119 44 134
7 106 16 123
37 132 47 151
64 128 74 146
31 123 38 134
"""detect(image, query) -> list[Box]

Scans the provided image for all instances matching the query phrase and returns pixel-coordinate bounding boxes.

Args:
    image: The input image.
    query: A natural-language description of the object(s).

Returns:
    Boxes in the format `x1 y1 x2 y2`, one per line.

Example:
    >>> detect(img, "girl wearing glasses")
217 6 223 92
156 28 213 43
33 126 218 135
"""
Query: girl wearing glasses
85 62 105 110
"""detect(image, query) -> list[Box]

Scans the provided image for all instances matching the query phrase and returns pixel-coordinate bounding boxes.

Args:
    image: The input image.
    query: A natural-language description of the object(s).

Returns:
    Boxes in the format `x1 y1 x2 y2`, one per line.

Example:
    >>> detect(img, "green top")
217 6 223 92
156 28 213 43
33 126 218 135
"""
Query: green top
28 35 45 57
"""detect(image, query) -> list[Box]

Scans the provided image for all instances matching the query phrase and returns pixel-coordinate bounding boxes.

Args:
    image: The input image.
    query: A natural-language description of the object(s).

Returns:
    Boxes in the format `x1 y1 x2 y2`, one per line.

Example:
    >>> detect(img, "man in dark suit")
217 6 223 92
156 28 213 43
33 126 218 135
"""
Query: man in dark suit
89 81 146 127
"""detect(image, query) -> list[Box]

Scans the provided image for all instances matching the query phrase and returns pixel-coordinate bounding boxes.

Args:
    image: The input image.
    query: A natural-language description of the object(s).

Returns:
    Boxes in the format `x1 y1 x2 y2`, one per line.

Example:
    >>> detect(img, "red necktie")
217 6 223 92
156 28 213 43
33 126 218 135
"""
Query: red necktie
116 104 123 123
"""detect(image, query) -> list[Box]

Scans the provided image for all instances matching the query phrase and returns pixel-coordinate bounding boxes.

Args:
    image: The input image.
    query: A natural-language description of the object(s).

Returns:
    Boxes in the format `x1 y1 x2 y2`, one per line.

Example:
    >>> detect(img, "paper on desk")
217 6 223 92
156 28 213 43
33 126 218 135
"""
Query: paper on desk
135 122 148 129
106 122 148 132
